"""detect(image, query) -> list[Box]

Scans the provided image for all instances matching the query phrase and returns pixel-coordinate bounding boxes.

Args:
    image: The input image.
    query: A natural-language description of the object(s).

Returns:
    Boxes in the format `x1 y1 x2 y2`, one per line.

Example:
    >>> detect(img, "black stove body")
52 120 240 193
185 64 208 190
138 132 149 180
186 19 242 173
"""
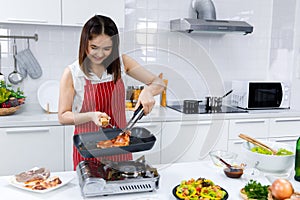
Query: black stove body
167 103 248 114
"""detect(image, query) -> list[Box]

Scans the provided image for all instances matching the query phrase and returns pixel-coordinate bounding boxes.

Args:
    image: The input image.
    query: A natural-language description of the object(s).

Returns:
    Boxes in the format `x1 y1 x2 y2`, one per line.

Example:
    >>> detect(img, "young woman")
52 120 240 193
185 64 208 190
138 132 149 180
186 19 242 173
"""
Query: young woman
58 15 165 169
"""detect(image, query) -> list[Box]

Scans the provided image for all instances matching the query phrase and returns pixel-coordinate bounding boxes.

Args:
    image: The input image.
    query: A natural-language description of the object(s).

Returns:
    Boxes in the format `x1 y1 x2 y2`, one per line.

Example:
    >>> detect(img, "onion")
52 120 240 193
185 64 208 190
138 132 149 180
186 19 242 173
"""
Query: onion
271 179 294 200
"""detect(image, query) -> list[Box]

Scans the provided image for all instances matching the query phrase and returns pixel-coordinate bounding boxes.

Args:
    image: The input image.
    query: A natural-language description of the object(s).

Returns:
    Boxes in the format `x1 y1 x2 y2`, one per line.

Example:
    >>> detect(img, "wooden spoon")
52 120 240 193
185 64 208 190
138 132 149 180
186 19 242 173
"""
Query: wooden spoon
239 133 277 155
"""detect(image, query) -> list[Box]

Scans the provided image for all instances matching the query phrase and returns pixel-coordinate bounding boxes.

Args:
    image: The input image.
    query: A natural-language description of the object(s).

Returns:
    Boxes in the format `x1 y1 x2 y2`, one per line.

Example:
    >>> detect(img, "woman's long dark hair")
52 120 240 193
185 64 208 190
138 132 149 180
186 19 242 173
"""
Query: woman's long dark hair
79 15 121 83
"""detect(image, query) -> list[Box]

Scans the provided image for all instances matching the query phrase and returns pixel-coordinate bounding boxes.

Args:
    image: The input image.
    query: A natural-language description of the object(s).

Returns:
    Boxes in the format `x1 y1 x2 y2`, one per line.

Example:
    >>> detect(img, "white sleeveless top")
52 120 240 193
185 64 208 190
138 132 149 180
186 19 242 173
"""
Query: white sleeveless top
68 59 126 113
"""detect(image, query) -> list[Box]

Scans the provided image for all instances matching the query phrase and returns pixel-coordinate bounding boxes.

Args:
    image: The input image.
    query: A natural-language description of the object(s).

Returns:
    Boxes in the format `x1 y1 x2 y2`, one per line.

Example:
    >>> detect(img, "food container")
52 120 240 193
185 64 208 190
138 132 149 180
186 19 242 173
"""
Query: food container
241 141 294 173
209 150 238 167
205 96 222 110
132 86 143 100
127 85 144 101
183 100 200 113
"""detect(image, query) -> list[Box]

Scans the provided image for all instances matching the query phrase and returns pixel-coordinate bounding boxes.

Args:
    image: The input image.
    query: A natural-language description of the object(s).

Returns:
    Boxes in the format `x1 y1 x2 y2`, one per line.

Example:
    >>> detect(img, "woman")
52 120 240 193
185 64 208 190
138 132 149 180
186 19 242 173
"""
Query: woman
58 15 164 170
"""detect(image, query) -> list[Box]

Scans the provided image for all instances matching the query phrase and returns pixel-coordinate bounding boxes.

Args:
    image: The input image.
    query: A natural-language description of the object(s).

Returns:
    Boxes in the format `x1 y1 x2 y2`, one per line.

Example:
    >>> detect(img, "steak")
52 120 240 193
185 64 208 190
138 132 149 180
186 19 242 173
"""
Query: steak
15 167 50 183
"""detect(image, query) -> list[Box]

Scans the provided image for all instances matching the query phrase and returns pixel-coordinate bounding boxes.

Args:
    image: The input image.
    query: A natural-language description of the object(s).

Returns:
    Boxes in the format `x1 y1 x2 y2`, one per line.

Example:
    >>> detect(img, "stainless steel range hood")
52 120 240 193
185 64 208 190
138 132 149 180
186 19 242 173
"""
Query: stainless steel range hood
170 0 253 35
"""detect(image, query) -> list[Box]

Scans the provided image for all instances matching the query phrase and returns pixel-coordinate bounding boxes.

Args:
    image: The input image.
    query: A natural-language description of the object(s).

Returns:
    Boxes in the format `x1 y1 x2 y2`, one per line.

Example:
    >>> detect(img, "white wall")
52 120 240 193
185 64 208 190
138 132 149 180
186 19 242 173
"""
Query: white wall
0 0 299 109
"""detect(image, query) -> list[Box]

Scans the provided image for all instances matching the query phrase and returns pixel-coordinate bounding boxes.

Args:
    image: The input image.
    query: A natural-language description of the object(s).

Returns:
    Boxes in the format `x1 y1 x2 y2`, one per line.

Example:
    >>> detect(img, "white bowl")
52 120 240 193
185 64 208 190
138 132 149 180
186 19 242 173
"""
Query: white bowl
241 141 295 173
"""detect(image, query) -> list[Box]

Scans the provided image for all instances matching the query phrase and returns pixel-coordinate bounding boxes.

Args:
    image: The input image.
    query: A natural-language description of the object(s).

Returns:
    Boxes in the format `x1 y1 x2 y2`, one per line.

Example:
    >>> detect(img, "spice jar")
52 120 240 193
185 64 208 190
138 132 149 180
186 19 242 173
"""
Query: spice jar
132 86 143 100
125 100 133 109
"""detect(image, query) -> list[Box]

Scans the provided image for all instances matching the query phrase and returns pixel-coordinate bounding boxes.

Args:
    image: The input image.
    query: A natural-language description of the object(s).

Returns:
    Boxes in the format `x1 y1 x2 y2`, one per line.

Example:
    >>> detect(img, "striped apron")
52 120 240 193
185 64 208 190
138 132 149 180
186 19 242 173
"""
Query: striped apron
73 78 132 170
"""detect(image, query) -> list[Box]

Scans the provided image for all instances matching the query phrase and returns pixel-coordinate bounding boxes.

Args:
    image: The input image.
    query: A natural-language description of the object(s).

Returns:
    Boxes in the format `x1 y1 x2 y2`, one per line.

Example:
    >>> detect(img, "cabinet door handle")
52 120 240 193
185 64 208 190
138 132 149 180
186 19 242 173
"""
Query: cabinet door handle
7 18 48 23
6 127 50 134
235 120 266 124
232 140 244 144
271 138 297 142
274 119 300 123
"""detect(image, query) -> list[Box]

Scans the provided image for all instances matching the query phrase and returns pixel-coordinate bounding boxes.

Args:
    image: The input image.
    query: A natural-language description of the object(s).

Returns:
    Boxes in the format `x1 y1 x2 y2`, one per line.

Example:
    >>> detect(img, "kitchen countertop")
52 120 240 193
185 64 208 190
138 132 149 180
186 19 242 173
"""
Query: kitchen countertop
1 103 300 128
1 160 299 200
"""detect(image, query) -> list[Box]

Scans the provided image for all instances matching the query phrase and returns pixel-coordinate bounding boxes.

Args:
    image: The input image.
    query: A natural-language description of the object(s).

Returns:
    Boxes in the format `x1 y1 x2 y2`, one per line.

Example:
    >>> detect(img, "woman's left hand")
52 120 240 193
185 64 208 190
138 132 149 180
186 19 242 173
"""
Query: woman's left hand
135 87 155 115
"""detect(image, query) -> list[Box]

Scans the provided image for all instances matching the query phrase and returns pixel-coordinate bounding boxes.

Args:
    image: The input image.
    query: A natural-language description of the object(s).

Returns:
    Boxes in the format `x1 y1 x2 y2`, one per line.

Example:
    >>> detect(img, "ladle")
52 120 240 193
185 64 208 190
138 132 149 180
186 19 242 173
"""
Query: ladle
8 39 24 84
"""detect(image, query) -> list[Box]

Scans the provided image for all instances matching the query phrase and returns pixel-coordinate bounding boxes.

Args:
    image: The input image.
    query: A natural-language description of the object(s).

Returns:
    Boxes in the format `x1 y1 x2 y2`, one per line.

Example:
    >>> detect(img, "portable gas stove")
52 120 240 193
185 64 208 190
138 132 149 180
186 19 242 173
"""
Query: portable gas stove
76 156 160 197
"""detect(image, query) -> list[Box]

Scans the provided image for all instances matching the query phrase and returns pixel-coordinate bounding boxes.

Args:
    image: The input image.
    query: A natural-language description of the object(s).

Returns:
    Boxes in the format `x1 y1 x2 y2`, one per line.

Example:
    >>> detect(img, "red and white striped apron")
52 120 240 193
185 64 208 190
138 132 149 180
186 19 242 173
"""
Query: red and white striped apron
73 78 132 170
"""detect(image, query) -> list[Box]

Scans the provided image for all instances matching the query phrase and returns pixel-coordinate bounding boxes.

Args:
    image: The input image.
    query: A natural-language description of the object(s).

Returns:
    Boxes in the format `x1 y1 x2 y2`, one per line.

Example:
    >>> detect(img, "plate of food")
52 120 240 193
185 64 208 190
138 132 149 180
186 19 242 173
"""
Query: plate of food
172 177 228 200
8 167 74 193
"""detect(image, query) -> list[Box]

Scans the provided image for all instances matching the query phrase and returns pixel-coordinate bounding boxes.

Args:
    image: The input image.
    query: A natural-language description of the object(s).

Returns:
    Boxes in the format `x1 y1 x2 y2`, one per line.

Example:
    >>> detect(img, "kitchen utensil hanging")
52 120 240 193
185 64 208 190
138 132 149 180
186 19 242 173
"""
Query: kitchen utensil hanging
8 39 24 84
15 39 42 79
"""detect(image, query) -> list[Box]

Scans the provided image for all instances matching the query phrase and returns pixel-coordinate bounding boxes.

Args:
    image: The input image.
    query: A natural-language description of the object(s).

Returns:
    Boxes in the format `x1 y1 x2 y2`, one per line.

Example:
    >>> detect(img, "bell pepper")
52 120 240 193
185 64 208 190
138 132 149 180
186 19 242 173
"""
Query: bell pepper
0 88 11 103
176 185 196 199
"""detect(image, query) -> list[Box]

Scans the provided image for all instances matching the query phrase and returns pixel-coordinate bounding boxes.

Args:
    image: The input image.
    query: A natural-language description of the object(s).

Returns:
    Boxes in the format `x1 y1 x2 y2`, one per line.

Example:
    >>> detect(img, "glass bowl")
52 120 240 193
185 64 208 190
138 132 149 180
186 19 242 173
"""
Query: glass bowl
209 150 238 167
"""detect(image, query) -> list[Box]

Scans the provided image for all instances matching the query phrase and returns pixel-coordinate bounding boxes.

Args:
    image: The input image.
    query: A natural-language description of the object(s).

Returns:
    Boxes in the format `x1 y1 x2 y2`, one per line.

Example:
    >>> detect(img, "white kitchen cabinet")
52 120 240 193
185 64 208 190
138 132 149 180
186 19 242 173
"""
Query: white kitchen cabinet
64 125 75 171
0 126 64 176
268 136 298 149
269 117 300 137
132 122 161 165
61 0 124 28
0 0 61 25
228 118 269 158
268 117 300 148
161 120 228 164
228 118 269 139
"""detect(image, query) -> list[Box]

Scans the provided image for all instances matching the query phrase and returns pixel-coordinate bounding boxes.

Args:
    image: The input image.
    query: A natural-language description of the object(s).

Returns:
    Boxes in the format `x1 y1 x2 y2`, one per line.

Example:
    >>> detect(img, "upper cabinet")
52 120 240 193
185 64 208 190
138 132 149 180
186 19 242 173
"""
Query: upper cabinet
0 0 61 25
61 0 124 28
0 0 124 28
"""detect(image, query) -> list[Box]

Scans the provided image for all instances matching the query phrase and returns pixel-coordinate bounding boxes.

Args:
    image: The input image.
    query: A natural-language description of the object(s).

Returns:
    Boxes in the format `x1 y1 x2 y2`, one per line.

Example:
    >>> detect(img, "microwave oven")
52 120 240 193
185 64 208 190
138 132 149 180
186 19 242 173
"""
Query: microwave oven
231 80 290 109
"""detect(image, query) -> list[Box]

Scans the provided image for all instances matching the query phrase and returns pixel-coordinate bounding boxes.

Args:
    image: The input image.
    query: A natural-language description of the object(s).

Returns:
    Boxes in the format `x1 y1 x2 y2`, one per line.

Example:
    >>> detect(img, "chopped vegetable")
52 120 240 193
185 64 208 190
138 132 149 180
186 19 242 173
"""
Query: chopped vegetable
175 178 227 200
244 179 269 199
0 80 25 106
276 148 293 156
251 146 293 156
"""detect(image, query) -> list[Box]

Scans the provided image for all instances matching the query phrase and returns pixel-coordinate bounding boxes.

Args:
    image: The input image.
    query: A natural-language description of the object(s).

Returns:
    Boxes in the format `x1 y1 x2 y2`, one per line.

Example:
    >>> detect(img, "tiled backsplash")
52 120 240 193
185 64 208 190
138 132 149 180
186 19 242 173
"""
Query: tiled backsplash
0 0 299 109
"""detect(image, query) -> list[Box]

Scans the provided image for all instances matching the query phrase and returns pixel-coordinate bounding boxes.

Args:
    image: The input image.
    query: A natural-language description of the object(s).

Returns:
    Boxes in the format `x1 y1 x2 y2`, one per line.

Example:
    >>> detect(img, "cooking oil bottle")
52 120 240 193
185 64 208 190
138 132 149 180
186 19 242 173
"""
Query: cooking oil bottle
160 79 168 107
295 137 300 181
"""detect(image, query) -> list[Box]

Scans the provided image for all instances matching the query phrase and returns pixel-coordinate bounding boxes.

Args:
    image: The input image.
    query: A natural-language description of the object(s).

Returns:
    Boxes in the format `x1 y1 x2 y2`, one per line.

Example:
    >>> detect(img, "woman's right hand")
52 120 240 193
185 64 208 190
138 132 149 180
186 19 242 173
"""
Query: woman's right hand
90 112 110 126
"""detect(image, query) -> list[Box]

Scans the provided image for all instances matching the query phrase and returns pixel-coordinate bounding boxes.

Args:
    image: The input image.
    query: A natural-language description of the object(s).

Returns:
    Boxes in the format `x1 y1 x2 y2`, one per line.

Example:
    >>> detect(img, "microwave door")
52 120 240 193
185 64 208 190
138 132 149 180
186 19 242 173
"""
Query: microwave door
248 83 283 108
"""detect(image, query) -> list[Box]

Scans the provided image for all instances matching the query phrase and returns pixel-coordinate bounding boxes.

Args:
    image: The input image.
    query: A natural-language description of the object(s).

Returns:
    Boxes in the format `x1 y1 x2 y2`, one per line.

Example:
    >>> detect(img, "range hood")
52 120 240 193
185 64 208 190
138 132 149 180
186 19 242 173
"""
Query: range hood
170 0 253 35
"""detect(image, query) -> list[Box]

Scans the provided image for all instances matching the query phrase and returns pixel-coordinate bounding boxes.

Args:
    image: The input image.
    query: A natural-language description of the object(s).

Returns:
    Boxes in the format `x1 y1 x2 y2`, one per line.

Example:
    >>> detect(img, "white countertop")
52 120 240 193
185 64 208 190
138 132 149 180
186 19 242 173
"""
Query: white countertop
1 103 300 128
1 160 299 200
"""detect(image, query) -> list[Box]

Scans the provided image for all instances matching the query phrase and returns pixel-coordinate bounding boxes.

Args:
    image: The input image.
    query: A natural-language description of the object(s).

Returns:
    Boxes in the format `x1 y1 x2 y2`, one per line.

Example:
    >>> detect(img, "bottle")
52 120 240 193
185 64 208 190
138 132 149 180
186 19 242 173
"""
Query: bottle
295 137 300 181
160 79 168 107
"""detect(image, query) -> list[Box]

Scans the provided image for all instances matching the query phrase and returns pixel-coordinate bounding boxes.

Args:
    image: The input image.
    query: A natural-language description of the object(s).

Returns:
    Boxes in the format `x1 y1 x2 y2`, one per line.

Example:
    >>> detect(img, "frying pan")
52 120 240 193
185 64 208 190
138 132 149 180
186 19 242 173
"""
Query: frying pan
73 127 156 158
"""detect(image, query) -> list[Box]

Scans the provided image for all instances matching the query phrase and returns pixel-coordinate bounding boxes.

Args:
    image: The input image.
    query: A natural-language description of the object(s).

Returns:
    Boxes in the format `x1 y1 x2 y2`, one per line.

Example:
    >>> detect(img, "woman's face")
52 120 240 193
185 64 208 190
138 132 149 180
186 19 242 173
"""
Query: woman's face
86 34 113 65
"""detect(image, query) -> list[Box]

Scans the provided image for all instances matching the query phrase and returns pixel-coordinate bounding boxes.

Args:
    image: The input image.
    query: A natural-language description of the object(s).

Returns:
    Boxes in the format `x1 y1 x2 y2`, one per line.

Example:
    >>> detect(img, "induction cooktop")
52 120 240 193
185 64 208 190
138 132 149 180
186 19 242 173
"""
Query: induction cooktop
167 104 248 114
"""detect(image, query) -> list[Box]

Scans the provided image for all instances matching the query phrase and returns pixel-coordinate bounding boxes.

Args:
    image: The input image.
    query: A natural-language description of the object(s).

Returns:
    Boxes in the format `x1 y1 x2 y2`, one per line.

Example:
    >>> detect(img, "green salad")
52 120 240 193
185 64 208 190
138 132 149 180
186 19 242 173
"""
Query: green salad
251 146 293 156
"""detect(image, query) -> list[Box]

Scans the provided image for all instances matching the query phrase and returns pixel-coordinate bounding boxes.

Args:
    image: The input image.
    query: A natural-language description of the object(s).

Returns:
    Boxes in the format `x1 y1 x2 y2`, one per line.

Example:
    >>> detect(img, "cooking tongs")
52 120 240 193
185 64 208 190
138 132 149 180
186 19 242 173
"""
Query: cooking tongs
123 104 144 132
